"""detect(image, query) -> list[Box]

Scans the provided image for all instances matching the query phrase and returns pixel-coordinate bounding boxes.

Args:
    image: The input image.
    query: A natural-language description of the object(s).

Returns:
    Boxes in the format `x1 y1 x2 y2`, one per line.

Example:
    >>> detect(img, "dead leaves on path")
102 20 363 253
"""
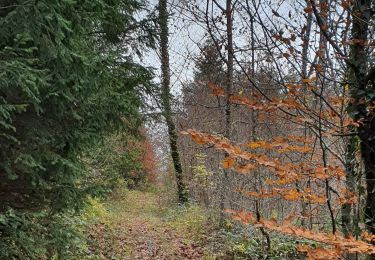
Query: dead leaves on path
130 220 204 260
87 191 205 260
88 218 205 259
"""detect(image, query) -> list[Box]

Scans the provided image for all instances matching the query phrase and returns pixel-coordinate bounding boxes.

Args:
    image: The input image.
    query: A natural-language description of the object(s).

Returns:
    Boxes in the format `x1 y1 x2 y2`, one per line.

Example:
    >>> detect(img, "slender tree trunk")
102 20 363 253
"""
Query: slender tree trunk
225 0 234 143
301 5 312 80
342 135 359 236
220 0 234 221
249 11 271 254
315 0 337 235
300 2 313 228
158 0 188 204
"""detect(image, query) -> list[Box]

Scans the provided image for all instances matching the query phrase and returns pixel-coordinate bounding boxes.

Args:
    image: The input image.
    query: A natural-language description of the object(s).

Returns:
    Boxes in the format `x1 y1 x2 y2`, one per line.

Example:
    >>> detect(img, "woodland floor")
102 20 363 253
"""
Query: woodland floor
87 188 214 259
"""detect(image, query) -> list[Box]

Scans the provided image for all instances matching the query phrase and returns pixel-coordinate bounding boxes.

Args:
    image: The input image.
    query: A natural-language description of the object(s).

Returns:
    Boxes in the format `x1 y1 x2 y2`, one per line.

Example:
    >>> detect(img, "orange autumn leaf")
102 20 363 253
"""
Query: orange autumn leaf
191 132 207 145
362 231 375 244
246 140 268 149
234 163 256 174
222 157 235 169
207 82 225 96
297 245 342 260
212 87 225 96
283 189 300 201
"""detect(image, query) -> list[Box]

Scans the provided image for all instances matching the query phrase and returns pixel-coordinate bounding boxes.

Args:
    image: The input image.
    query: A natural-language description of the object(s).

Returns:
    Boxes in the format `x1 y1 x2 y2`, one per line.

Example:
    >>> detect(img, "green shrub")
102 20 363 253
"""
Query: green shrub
0 210 88 259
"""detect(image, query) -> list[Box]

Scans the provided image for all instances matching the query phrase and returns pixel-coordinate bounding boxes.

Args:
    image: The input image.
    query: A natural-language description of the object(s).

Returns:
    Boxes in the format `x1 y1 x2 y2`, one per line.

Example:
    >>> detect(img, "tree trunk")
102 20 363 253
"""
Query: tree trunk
158 0 188 204
300 1 313 228
347 0 374 253
220 0 234 222
316 0 337 235
342 135 359 238
342 134 359 260
224 0 233 142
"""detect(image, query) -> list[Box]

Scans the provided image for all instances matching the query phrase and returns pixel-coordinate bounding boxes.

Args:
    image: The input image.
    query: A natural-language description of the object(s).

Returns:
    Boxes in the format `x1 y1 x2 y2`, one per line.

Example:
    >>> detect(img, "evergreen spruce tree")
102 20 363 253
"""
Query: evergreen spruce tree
0 0 155 258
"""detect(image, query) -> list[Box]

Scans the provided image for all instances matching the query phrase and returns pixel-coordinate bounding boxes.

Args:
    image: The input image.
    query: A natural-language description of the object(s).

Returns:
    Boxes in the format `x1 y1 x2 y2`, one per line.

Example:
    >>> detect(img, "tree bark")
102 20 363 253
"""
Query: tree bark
300 1 313 229
220 0 234 222
342 135 359 238
158 0 188 204
224 0 233 142
347 0 374 253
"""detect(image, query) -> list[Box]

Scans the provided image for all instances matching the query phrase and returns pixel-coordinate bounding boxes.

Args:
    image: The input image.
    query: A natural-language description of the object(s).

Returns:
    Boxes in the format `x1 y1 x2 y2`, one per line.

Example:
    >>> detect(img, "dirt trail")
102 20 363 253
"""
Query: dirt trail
88 190 206 259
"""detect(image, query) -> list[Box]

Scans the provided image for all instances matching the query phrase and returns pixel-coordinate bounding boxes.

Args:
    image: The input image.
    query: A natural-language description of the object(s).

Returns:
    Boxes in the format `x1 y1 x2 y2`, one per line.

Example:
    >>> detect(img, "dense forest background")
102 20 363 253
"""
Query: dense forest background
0 0 375 259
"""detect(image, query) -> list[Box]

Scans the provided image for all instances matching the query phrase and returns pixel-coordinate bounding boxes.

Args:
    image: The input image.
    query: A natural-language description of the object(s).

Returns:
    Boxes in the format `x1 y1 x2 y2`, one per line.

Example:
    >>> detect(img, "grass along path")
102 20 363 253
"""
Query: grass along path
86 188 211 259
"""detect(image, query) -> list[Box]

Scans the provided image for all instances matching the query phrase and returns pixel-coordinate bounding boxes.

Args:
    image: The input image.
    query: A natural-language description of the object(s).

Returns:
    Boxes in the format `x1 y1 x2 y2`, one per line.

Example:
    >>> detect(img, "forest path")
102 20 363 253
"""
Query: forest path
87 189 207 259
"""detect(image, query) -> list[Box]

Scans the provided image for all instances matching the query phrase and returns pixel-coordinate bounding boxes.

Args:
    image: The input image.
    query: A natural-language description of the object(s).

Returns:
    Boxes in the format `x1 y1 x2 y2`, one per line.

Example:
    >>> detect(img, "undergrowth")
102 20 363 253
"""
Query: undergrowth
82 184 302 259
0 181 302 259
